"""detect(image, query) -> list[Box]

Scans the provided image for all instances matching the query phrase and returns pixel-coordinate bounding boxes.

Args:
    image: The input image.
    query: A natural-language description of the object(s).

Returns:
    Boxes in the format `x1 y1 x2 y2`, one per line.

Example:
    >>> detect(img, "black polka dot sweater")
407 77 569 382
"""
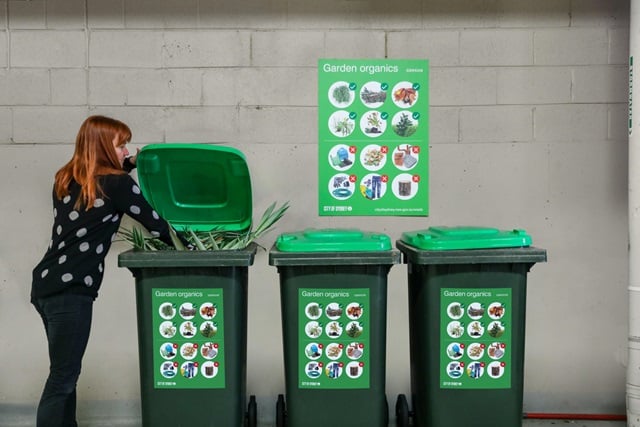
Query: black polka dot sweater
31 172 172 302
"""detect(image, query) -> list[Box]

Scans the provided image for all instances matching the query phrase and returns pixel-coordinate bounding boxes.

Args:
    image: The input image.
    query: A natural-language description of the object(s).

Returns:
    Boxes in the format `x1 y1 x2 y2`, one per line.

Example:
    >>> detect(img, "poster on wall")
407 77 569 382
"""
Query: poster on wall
318 59 429 216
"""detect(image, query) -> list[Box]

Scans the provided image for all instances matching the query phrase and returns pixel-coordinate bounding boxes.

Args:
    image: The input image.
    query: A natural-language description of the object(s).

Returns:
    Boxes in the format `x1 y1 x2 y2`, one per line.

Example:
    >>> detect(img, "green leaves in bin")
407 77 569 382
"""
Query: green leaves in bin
119 201 289 251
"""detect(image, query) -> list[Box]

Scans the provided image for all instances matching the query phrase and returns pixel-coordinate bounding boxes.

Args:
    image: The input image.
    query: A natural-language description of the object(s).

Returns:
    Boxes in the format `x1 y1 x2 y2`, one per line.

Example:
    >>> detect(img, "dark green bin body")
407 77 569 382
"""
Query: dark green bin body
396 240 546 427
119 246 256 427
269 247 400 427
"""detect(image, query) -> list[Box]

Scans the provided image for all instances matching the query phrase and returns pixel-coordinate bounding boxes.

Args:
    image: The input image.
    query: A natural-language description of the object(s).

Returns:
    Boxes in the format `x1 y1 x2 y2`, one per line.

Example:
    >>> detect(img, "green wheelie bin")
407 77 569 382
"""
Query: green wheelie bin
394 226 546 427
118 144 258 427
269 229 400 427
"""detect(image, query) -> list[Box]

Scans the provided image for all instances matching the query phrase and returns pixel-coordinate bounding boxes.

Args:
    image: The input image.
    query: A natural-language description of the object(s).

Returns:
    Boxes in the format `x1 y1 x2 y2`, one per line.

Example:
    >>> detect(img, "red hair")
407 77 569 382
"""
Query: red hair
54 115 132 210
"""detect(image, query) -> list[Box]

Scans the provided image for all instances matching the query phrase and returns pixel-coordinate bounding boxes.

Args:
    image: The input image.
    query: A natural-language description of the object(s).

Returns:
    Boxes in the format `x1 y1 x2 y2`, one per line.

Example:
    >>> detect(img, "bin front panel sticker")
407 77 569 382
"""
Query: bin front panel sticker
152 288 226 389
440 288 512 389
299 288 370 389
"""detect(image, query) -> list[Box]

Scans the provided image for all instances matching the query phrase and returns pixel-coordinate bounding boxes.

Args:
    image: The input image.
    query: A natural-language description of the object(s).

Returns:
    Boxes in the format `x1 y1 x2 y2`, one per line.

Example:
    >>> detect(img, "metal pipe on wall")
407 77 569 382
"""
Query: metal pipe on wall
630 1 640 426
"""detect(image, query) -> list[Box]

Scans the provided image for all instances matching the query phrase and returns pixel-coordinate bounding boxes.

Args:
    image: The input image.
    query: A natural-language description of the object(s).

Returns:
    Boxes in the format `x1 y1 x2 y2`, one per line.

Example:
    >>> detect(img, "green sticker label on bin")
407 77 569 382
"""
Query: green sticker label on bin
440 288 512 389
152 288 225 389
298 288 370 389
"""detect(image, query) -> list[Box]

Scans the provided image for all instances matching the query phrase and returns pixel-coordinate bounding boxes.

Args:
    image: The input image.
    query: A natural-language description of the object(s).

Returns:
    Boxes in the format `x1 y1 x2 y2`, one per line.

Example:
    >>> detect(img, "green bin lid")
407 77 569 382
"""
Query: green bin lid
135 143 252 232
401 226 532 251
275 228 392 252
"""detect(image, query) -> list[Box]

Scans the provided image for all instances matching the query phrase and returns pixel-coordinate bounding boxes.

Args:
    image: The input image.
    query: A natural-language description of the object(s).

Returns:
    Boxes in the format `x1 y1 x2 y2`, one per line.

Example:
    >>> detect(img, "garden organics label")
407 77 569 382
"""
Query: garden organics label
318 59 429 216
152 288 225 389
299 288 370 389
440 288 512 389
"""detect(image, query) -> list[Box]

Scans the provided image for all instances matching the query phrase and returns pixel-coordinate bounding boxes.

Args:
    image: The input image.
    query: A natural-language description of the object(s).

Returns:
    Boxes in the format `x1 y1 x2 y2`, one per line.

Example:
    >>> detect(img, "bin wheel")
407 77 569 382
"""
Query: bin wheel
396 394 410 427
246 395 257 427
276 394 286 427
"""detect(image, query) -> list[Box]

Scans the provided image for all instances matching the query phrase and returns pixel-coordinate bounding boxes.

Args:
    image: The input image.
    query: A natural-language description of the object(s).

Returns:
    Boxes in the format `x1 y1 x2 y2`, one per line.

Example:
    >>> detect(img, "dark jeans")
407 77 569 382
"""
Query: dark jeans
33 293 93 427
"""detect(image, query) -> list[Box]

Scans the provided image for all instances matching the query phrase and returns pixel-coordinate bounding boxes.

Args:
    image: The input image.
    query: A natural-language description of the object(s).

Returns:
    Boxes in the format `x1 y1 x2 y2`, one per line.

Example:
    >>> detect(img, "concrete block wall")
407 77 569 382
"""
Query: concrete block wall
0 0 630 425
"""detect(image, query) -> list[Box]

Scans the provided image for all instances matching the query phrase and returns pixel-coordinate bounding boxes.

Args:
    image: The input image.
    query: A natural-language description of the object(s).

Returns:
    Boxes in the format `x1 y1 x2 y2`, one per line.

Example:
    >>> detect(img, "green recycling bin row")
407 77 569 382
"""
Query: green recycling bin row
116 142 546 427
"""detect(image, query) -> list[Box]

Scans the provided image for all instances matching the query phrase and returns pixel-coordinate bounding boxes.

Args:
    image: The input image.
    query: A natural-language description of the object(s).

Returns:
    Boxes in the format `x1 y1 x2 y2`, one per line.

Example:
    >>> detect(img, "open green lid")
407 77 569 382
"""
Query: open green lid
275 228 392 252
135 143 252 232
401 226 532 251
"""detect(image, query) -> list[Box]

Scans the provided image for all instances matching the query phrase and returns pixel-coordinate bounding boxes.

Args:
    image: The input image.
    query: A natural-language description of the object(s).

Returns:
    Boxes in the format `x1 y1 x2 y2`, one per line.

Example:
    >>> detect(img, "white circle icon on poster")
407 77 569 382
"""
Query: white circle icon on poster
487 321 505 339
467 343 485 360
329 111 355 138
201 342 218 359
325 362 343 379
201 361 219 379
160 361 177 379
159 321 176 339
159 302 176 320
360 144 387 171
487 342 505 360
359 173 387 201
179 302 197 319
325 321 343 339
447 321 464 339
305 342 323 360
305 321 322 339
467 321 485 339
467 303 485 319
325 343 343 360
199 302 216 319
328 144 355 171
360 81 387 109
466 362 484 379
346 342 364 360
180 321 197 338
346 303 363 320
345 321 363 339
488 361 505 379
391 144 419 171
328 81 355 108
160 342 177 360
391 111 419 138
447 302 464 320
200 321 217 339
180 343 198 360
446 361 463 379
325 302 343 319
392 174 418 200
305 362 322 379
329 174 354 200
360 111 386 138
346 361 364 379
305 302 322 320
180 361 198 379
488 302 506 319
392 82 419 108
446 342 464 360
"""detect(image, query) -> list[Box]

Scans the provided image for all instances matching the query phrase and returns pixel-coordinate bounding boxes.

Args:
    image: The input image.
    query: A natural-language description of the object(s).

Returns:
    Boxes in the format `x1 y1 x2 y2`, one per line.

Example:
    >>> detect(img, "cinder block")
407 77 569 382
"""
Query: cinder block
214 67 316 107
609 28 630 65
325 31 385 59
608 103 628 142
164 107 238 143
251 31 324 67
572 65 628 103
571 0 629 28
497 0 571 28
87 0 124 29
460 105 532 143
51 69 87 105
198 0 287 29
89 69 203 106
8 0 45 29
46 0 86 29
0 69 49 105
13 107 88 143
0 107 11 144
422 0 498 28
387 31 459 66
461 30 532 66
498 67 572 104
430 67 497 106
89 30 163 67
237 106 315 144
11 30 86 67
88 106 166 143
0 31 7 67
430 106 459 143
535 104 608 142
535 28 609 65
124 0 198 29
162 31 250 67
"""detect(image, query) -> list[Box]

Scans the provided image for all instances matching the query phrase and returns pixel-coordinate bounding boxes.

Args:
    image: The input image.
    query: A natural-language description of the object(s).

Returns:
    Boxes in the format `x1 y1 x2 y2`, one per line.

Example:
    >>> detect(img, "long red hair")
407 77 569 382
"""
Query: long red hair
54 115 132 210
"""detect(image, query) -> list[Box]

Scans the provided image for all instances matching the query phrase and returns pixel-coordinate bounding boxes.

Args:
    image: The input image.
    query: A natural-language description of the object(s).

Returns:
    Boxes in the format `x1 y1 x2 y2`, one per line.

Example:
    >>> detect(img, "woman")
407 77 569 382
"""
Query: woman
31 115 180 427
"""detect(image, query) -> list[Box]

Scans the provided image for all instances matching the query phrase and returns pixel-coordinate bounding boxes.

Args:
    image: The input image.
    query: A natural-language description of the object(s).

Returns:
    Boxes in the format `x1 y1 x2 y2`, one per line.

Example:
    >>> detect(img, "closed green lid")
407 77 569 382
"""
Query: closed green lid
401 226 532 250
275 228 392 252
135 143 252 232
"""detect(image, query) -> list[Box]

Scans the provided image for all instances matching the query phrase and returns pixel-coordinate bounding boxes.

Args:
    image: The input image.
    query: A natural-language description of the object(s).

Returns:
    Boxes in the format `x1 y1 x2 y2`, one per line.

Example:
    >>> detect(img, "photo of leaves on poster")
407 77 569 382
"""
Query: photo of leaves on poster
318 59 429 216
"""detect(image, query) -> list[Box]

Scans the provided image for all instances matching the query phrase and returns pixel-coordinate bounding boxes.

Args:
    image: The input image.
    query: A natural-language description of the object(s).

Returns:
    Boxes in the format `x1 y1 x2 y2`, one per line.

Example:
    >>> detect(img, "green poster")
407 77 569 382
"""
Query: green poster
152 288 225 389
298 288 370 389
440 288 512 389
318 59 429 216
